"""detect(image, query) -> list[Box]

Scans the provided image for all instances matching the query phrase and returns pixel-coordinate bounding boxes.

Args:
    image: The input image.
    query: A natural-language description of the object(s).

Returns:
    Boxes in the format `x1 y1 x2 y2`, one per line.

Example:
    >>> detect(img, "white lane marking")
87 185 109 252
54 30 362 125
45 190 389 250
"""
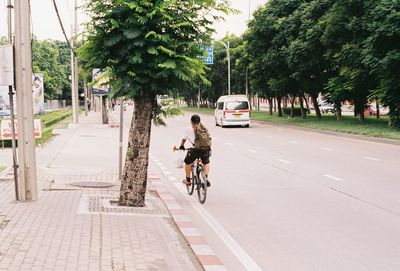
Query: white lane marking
153 159 160 162
226 142 235 146
319 147 333 151
248 149 257 153
323 174 343 181
168 176 177 181
265 136 272 139
156 162 163 166
363 156 381 162
289 141 299 145
174 183 263 271
277 159 291 164
247 132 254 135
160 166 167 170
163 171 171 175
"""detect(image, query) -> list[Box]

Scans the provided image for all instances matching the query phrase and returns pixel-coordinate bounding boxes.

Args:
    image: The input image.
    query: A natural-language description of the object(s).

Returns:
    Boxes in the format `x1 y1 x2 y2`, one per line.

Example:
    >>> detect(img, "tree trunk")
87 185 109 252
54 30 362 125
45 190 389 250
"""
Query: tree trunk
119 97 153 207
376 100 380 119
302 94 310 114
335 102 342 121
102 96 109 124
358 110 365 123
273 98 277 112
299 96 306 119
268 97 273 115
290 96 295 118
277 96 283 117
311 94 321 119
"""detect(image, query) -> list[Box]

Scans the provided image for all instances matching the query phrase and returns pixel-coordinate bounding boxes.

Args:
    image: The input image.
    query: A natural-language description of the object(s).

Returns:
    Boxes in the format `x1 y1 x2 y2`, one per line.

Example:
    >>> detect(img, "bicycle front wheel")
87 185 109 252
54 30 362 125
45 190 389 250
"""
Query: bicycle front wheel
197 171 207 204
187 175 195 195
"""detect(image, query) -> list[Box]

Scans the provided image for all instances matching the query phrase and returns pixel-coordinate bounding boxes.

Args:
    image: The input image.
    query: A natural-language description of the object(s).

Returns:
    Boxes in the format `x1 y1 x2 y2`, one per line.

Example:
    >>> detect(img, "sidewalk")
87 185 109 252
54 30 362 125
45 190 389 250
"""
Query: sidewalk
0 112 202 271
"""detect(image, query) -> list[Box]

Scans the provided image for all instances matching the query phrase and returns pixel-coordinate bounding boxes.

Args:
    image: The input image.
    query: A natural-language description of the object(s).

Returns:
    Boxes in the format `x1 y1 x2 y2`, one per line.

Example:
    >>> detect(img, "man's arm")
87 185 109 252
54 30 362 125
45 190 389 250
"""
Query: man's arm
180 139 186 149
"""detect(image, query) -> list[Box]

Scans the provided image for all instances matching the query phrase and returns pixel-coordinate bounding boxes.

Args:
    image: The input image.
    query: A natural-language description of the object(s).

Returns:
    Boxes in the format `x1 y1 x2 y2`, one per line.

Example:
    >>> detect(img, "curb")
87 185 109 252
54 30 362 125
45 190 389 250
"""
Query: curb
149 174 227 271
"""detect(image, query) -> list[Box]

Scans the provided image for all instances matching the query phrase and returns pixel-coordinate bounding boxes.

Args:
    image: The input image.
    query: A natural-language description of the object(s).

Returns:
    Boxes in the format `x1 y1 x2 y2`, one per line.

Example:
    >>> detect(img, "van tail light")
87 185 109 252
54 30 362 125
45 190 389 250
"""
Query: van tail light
223 110 235 118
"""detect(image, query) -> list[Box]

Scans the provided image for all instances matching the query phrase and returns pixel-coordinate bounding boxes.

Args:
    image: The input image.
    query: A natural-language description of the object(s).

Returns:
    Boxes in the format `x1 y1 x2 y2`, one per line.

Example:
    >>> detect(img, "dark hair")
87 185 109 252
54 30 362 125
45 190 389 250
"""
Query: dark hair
191 114 201 124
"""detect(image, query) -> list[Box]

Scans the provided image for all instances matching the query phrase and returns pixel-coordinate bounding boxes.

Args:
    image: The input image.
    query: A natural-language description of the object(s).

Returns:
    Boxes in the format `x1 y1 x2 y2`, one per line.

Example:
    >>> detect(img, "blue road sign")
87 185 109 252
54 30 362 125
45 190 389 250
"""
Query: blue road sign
198 46 213 65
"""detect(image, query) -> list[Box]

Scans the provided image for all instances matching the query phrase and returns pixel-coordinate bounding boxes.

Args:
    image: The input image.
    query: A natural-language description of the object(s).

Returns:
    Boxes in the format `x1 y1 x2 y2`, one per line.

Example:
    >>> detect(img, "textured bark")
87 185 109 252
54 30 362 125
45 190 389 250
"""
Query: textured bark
376 100 380 119
119 97 153 207
299 97 306 119
311 94 321 120
335 102 342 121
268 97 273 115
102 97 109 124
277 97 283 117
303 94 311 114
290 96 295 118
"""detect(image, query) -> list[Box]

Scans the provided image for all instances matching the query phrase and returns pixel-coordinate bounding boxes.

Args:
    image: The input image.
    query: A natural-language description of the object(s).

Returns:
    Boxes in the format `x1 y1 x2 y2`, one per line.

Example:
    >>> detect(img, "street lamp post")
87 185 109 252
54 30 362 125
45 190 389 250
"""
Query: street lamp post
219 41 231 95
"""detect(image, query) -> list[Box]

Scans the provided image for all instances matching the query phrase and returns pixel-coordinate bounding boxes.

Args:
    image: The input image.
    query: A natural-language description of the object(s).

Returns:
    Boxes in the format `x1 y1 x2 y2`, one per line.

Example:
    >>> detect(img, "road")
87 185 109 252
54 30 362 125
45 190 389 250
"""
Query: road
119 107 400 271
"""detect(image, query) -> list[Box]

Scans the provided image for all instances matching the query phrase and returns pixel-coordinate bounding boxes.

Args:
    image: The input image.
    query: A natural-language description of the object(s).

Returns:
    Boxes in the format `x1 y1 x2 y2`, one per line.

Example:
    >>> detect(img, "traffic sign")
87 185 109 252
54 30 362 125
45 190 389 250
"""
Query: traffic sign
198 46 213 65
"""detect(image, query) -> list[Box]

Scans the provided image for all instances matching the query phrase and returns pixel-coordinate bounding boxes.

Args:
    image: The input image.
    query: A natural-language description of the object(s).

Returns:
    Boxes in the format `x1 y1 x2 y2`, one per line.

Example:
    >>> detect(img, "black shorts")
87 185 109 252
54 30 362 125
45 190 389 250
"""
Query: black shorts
184 149 211 165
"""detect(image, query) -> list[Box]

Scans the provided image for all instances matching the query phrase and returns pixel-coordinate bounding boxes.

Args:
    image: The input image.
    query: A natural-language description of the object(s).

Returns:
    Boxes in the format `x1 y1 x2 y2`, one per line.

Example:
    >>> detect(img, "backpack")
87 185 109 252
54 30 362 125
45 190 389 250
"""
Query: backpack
194 123 212 150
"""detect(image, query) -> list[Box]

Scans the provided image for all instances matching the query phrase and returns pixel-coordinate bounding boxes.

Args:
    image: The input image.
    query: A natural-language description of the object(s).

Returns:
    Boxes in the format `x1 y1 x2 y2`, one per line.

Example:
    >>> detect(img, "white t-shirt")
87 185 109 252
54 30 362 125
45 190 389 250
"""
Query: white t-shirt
183 127 195 147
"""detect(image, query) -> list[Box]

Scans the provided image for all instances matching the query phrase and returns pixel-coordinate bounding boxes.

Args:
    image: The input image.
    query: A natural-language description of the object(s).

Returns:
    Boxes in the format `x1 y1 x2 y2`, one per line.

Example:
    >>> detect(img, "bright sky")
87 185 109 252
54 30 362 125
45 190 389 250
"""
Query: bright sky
0 0 268 41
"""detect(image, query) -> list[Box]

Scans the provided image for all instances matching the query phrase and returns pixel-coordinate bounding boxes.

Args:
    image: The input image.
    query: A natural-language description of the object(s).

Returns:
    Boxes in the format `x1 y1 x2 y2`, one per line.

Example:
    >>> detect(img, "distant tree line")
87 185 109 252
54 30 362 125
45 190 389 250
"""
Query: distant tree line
1 37 73 100
178 0 400 128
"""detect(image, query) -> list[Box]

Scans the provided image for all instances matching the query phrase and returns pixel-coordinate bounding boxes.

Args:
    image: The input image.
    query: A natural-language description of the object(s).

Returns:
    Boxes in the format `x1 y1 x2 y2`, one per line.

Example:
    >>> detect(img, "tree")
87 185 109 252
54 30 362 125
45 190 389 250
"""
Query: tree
322 0 375 123
31 38 71 100
79 0 231 206
364 0 400 127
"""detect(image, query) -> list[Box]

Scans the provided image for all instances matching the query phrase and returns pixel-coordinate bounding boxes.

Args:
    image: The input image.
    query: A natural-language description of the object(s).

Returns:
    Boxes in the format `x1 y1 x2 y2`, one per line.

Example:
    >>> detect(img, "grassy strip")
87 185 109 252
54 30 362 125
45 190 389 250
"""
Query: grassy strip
0 109 72 147
183 107 400 141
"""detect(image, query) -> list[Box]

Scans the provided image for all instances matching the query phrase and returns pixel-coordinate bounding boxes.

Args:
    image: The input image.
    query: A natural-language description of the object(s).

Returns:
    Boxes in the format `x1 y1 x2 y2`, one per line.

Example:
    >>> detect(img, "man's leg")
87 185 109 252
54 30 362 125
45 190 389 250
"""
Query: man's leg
204 164 210 176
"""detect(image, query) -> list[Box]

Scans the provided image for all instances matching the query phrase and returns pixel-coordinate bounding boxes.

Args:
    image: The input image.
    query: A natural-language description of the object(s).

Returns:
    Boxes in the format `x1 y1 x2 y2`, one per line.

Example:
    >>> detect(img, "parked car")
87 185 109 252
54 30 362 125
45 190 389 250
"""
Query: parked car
364 104 389 116
320 103 335 114
214 95 250 128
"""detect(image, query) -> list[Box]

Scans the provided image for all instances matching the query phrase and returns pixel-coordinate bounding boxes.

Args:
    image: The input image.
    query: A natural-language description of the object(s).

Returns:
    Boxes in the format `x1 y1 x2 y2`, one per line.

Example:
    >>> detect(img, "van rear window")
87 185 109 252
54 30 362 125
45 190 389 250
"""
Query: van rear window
226 101 249 110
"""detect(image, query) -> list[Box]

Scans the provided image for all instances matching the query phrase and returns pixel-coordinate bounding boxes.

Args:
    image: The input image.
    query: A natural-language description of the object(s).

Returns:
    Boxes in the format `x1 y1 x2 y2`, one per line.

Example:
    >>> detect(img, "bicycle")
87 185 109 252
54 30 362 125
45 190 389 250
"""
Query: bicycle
173 146 208 204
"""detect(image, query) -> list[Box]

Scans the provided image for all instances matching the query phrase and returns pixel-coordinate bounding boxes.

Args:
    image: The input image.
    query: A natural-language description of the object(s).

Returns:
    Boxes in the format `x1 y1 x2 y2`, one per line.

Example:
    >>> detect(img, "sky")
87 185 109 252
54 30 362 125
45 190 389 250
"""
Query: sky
0 0 268 41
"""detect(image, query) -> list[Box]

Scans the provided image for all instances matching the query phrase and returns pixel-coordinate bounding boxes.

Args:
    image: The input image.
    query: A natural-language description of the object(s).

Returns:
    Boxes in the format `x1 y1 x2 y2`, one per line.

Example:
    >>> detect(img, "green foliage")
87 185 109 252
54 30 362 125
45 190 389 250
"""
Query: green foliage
78 0 232 109
32 38 71 100
241 0 400 127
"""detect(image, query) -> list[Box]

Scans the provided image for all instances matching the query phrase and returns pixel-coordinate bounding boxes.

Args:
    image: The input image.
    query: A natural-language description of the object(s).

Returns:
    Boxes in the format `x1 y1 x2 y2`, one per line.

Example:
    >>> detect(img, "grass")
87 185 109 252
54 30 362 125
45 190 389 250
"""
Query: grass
183 107 400 141
0 109 73 147
0 165 6 173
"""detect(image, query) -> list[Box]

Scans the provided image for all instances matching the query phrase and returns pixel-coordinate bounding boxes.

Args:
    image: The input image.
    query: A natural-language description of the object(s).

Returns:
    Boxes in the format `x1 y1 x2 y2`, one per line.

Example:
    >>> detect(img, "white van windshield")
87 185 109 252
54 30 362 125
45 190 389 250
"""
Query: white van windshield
226 101 249 110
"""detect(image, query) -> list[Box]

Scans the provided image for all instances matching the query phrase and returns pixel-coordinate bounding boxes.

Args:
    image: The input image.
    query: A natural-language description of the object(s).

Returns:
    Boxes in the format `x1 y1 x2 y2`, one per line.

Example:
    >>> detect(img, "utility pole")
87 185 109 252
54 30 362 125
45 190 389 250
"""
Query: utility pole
14 0 38 201
7 0 19 201
70 26 77 122
71 0 79 123
218 41 231 95
118 98 123 181
246 0 251 99
84 78 88 116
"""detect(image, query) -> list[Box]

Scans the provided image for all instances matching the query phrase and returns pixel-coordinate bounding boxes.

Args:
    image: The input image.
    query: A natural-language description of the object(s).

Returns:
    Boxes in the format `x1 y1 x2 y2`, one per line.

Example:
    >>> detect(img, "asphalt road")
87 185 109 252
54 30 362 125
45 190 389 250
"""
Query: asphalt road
120 107 400 271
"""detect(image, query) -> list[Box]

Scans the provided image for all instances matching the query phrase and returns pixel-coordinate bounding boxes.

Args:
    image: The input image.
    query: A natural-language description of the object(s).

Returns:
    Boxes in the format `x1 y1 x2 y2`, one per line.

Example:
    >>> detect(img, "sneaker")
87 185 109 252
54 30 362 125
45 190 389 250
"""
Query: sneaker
182 179 191 186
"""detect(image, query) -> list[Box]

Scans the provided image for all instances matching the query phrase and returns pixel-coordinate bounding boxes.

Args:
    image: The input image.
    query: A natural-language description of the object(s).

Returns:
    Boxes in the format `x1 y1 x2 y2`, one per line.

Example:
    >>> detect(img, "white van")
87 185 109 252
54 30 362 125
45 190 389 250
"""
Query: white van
214 95 251 127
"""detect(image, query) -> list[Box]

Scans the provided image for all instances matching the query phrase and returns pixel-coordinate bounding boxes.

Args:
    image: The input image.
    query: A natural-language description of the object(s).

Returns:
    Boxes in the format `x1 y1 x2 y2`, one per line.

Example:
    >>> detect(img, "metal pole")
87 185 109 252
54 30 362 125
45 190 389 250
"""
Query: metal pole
227 41 231 95
118 99 123 180
70 26 77 122
84 78 88 116
8 0 19 201
73 0 79 123
14 0 38 201
197 86 200 109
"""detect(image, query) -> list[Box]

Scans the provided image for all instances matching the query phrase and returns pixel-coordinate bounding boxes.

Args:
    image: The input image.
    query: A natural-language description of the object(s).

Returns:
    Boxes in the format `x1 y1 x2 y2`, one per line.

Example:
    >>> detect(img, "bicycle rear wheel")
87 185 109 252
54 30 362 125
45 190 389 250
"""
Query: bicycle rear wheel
197 171 207 204
187 175 195 195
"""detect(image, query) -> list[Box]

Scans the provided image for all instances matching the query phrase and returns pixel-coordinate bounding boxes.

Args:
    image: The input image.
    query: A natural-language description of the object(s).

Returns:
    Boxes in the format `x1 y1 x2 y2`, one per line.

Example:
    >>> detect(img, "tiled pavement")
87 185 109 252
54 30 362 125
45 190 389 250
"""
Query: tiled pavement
0 113 203 271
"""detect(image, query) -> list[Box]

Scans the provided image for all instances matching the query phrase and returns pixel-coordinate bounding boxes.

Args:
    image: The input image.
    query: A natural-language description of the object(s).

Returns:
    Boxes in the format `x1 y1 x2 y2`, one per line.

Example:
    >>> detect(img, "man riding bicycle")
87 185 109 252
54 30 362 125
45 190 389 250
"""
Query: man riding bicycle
179 114 212 187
